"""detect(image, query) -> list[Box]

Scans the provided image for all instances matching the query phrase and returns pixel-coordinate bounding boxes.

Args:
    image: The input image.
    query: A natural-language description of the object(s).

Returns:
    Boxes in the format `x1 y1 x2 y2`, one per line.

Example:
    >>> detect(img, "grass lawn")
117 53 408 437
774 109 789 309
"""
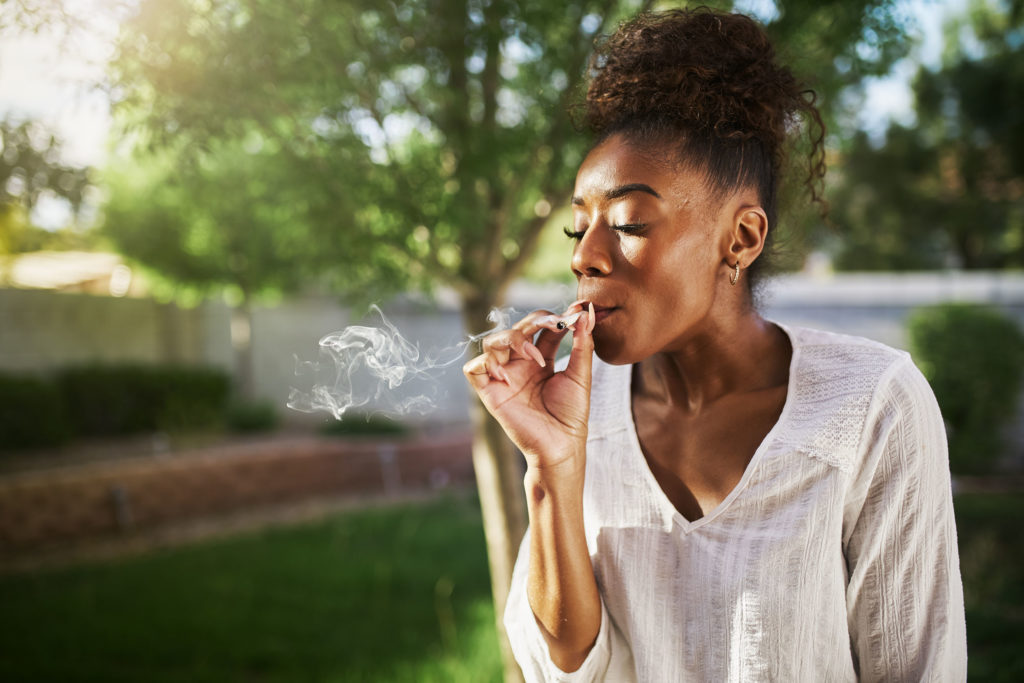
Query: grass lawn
0 491 1020 682
0 493 502 683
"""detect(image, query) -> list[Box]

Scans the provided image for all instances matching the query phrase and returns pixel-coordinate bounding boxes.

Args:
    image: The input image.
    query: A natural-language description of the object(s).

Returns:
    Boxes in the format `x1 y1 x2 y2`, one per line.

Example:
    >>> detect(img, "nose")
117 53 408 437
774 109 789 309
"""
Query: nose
571 224 614 279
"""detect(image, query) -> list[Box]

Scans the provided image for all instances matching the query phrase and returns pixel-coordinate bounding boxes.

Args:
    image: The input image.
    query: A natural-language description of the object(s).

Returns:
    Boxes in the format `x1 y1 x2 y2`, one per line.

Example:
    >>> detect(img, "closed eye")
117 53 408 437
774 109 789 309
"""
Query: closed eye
613 223 646 234
564 223 646 241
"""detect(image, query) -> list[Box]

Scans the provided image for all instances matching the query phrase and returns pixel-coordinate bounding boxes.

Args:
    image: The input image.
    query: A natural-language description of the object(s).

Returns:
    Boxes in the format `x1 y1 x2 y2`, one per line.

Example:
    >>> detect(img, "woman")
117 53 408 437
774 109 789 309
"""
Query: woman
464 8 966 681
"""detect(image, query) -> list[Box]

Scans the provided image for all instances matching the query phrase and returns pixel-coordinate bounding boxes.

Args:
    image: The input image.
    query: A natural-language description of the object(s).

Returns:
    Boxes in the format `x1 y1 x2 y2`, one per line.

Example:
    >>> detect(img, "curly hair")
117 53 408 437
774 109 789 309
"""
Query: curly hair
584 7 826 285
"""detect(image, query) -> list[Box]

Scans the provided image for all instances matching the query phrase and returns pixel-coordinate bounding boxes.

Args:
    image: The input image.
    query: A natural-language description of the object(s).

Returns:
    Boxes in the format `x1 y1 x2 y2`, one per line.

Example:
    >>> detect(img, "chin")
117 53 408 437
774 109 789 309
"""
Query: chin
593 330 642 366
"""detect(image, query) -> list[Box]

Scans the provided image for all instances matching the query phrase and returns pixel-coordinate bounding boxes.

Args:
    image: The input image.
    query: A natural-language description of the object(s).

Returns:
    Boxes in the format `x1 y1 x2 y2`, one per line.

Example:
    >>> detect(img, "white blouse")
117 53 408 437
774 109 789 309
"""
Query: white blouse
505 324 967 682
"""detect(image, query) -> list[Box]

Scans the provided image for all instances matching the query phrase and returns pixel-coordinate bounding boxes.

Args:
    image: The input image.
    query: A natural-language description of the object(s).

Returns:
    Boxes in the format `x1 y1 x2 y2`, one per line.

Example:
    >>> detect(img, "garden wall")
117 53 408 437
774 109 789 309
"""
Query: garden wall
3 272 1024 428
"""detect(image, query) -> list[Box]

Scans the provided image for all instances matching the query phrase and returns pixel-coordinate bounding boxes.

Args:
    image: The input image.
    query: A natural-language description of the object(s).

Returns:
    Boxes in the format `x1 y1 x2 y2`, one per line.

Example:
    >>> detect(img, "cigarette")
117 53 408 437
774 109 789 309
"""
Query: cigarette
555 312 582 330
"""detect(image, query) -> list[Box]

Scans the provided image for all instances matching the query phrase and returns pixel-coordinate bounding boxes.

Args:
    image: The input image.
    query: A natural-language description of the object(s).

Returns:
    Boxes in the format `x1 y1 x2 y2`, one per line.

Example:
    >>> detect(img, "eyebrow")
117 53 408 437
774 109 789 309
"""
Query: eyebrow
572 183 662 206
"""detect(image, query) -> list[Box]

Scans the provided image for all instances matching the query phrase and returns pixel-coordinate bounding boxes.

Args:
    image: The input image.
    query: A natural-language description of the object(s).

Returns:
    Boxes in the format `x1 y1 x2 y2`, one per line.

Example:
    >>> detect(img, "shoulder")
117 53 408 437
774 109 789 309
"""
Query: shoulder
783 323 915 402
783 323 909 374
776 323 927 473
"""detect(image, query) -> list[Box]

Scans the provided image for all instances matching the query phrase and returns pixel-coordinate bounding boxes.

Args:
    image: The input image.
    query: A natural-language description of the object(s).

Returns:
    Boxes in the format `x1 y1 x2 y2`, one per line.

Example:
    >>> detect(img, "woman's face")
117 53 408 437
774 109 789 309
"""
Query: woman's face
570 133 740 364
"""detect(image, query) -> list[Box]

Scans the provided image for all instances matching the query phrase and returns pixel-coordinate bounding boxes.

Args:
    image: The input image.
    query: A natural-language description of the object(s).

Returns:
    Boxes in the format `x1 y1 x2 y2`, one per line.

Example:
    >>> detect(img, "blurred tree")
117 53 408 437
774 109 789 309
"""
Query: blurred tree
828 0 1024 270
101 140 367 396
0 119 92 280
102 1 911 678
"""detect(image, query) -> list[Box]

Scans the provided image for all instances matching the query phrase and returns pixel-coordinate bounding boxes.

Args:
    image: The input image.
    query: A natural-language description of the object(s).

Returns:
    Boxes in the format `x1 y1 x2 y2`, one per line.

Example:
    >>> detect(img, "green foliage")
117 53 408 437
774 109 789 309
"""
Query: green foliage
0 364 276 449
763 0 917 255
101 143 339 301
105 0 635 309
103 0 913 311
908 304 1024 474
0 495 501 682
225 399 279 433
0 119 93 261
56 364 231 436
954 492 1024 681
0 118 89 214
319 413 411 437
0 373 70 450
828 1 1024 270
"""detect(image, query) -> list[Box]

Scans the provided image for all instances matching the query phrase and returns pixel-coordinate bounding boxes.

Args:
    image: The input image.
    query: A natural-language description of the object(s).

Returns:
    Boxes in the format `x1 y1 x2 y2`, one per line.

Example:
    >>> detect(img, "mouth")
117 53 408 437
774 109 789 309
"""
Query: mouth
577 302 618 324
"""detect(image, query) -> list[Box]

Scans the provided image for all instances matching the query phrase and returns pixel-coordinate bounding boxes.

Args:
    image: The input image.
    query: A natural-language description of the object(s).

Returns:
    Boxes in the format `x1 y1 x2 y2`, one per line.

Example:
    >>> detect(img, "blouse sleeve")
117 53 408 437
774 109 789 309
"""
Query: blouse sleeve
503 528 634 683
843 357 968 682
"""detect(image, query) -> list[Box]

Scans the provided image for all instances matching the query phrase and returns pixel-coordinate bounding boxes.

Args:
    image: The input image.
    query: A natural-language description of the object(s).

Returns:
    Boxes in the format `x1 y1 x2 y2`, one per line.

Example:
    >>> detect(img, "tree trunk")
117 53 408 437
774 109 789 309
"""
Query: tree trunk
231 296 255 400
462 295 528 683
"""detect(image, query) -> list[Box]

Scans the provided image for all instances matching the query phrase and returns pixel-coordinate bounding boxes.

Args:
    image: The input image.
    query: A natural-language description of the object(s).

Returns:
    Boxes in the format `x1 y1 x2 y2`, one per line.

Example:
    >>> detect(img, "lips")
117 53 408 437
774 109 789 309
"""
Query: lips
592 305 617 323
576 301 618 324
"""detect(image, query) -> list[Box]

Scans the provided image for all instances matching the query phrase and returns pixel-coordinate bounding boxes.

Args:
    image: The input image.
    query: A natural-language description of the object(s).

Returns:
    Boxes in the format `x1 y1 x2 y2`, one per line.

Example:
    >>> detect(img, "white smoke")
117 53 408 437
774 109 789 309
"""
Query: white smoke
287 304 522 420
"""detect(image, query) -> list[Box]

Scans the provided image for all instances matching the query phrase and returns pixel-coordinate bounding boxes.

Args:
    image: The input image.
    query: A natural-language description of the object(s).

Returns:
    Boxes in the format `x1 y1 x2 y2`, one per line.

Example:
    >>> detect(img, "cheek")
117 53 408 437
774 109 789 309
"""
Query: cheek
619 238 644 263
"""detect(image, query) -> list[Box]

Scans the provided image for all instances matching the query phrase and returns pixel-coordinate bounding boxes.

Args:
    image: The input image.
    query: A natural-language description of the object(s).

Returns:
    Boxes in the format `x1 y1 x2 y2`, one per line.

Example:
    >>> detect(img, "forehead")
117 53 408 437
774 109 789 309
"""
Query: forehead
573 134 704 201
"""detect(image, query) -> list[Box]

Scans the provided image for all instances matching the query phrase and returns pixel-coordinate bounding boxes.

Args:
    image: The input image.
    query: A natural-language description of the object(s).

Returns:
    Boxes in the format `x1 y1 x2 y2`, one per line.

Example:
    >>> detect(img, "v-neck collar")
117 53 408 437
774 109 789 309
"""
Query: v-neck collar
618 322 801 534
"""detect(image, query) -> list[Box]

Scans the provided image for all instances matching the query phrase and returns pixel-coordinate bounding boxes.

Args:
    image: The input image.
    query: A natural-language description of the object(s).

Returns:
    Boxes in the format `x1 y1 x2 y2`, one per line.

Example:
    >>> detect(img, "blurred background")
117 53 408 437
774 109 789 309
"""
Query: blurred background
0 0 1021 681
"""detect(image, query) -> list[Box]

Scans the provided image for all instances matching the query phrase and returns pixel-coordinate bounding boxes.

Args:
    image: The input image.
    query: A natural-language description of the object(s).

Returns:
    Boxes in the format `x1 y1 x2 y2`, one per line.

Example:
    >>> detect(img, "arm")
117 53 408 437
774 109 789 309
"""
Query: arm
464 304 608 677
844 359 967 681
524 458 602 671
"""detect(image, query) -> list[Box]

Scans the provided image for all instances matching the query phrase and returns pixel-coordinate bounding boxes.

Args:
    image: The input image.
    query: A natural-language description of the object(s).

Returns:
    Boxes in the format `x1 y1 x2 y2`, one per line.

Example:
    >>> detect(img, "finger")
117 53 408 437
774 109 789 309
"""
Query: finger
515 302 585 338
520 340 546 367
482 328 545 368
533 325 568 361
485 354 511 384
535 306 587 333
562 303 595 388
481 330 519 366
463 355 492 390
512 309 558 336
524 302 586 359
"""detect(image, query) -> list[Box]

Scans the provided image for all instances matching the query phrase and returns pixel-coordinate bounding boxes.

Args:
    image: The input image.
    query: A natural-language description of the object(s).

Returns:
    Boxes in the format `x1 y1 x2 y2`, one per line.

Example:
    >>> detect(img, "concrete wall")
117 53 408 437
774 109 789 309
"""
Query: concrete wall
761 272 1024 349
3 272 1024 431
0 288 230 372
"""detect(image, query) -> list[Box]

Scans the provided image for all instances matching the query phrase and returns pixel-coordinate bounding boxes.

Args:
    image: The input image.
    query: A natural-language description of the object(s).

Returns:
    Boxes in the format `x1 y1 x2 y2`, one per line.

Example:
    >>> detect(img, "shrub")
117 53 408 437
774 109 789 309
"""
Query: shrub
908 304 1024 474
0 373 70 450
319 413 409 437
56 364 231 436
226 399 279 433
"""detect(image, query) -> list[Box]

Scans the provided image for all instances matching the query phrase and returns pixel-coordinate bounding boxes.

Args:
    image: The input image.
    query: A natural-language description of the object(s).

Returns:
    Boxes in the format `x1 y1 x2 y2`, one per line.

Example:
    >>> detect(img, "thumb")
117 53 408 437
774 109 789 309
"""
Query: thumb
562 303 595 389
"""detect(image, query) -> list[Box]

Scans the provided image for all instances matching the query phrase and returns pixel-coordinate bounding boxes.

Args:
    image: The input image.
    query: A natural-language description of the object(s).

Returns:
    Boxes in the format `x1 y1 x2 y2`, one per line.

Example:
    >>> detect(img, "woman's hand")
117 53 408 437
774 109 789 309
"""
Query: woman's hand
463 302 596 472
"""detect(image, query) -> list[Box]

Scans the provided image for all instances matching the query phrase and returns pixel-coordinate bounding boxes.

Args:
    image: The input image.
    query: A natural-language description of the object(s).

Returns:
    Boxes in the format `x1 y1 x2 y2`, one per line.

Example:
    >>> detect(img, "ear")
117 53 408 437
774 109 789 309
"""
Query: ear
723 203 769 270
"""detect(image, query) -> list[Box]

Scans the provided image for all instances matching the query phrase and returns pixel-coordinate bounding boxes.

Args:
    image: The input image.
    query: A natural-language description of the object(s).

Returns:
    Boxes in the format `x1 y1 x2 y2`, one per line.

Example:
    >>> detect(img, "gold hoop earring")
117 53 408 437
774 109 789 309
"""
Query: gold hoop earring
729 262 741 286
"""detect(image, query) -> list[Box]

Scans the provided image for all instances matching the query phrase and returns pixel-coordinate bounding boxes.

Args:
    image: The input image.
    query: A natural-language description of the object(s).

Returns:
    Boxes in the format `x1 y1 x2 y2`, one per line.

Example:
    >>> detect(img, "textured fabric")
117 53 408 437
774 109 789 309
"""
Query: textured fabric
505 324 967 682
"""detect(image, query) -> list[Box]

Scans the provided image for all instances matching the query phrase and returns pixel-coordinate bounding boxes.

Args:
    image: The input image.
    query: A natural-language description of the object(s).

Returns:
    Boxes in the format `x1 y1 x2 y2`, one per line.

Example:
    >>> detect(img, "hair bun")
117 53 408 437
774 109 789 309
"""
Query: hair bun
587 8 805 148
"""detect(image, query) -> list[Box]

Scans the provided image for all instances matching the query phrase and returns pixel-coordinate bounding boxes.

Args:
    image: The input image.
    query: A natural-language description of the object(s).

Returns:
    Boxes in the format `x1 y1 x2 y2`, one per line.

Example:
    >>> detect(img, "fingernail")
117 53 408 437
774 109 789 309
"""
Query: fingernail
563 300 586 314
587 302 596 334
499 366 512 383
524 342 546 368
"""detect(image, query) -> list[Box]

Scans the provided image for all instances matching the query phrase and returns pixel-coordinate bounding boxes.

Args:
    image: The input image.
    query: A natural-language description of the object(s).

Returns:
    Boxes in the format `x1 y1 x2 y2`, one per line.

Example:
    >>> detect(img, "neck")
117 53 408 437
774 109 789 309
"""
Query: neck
633 312 790 414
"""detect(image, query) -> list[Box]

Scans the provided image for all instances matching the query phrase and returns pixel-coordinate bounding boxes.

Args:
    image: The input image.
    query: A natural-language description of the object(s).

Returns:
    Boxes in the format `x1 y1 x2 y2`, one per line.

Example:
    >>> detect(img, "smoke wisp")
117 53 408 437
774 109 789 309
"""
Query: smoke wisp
287 304 521 420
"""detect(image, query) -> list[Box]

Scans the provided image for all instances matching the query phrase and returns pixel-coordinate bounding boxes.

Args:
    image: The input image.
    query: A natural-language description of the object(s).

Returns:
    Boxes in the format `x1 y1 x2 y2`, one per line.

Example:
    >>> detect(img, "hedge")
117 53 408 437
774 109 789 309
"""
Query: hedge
0 374 71 450
0 364 232 451
908 304 1024 475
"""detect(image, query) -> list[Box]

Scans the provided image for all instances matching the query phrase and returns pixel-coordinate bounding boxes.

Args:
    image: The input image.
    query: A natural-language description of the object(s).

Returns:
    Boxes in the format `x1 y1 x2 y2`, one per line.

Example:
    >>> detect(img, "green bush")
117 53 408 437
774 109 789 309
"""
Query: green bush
56 364 231 436
908 304 1024 474
0 373 70 450
319 413 409 437
226 399 279 433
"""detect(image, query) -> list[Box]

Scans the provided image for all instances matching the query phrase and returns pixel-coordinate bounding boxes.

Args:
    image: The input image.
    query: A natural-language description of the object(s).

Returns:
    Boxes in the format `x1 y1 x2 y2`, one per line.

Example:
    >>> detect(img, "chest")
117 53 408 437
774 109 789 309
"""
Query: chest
632 386 788 521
